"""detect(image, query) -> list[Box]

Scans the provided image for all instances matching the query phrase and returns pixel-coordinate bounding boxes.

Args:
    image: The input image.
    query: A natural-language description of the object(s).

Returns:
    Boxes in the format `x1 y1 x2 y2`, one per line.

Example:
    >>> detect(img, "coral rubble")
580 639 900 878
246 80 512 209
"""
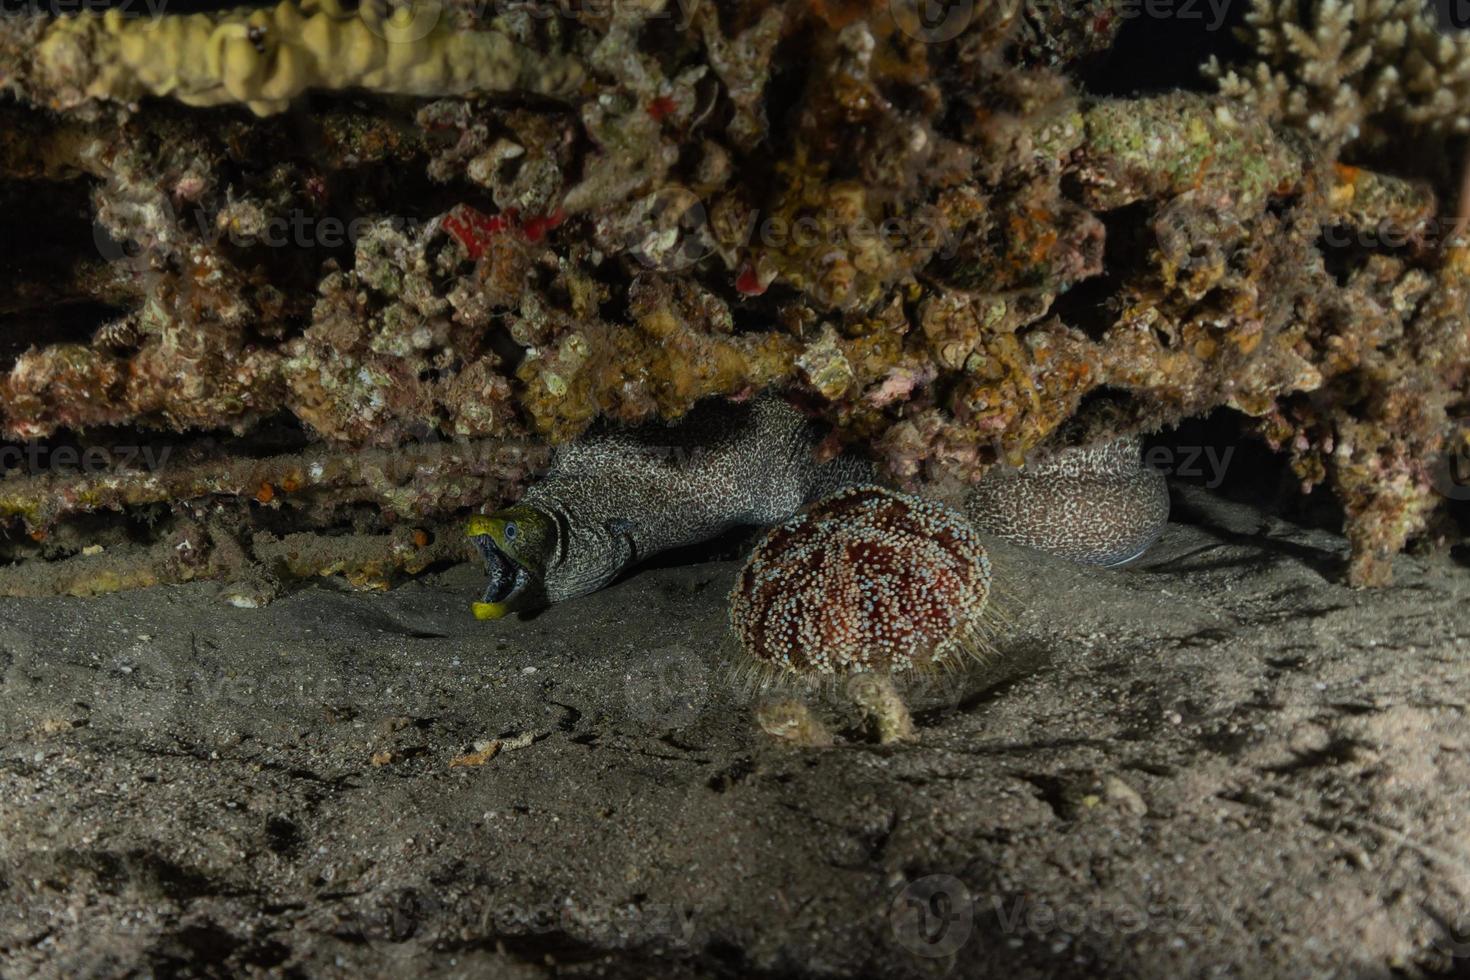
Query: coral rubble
2 0 1469 592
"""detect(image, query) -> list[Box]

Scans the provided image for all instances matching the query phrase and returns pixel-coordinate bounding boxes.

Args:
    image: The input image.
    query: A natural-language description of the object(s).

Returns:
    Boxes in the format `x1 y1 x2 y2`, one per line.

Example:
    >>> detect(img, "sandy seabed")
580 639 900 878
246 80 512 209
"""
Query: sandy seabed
2 486 1470 978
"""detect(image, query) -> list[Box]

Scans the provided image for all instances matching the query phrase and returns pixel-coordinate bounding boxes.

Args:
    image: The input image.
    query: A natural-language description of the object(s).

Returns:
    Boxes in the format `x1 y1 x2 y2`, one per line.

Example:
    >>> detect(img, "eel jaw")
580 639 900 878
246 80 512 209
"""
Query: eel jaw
466 525 535 621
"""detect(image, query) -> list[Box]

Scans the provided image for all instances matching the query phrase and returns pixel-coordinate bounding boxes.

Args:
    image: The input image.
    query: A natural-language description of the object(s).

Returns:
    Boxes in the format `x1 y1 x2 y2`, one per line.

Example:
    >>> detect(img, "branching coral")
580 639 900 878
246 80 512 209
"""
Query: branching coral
1204 0 1470 151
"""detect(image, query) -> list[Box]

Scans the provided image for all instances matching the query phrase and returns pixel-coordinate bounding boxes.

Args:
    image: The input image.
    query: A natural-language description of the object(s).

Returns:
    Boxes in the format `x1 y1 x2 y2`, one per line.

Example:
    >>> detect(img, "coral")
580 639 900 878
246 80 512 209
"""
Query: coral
1013 0 1127 69
3 0 1470 596
0 434 543 599
1075 96 1304 213
1261 249 1470 585
1204 0 1470 151
516 277 801 441
0 437 545 532
252 523 464 591
32 0 584 117
846 673 918 745
283 215 526 445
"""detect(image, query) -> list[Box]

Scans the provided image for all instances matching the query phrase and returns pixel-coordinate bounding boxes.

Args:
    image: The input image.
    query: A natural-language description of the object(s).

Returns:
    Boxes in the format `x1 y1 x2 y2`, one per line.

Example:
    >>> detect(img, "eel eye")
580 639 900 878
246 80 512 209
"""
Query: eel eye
503 522 518 542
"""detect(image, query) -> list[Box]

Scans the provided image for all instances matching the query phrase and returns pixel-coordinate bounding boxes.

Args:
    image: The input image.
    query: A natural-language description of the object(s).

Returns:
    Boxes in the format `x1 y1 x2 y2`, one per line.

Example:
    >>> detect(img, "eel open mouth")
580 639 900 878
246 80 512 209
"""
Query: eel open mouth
469 534 533 620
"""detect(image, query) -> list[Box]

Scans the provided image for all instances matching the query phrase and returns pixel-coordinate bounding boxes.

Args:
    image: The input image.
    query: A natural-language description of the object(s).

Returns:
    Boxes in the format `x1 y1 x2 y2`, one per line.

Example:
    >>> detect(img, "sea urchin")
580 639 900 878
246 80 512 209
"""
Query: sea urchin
729 485 996 742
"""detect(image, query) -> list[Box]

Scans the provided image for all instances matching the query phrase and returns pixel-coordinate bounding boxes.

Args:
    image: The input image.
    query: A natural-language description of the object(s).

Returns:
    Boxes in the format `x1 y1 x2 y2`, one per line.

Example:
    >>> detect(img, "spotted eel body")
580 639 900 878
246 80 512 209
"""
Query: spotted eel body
515 398 870 604
473 399 1168 613
963 436 1169 567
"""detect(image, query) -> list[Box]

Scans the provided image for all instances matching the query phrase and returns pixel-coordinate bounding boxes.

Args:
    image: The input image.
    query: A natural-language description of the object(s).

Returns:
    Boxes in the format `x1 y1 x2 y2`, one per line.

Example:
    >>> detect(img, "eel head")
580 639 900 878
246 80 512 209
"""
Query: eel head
465 505 554 620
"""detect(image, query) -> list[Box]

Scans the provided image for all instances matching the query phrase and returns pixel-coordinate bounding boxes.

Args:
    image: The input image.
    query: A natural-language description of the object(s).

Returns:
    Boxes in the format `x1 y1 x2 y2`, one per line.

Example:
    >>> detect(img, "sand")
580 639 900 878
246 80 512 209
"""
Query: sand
3 485 1470 978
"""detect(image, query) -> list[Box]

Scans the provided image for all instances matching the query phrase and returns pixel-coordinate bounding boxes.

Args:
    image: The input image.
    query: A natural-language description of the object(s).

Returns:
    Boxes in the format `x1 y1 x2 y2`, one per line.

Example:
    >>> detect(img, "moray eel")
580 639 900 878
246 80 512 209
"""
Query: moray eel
963 435 1169 567
466 398 869 619
467 399 1168 618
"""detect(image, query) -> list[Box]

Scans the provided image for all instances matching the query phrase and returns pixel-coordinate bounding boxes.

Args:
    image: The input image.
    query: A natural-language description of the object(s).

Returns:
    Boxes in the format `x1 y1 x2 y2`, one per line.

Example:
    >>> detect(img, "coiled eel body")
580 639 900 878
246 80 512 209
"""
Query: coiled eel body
467 398 1168 617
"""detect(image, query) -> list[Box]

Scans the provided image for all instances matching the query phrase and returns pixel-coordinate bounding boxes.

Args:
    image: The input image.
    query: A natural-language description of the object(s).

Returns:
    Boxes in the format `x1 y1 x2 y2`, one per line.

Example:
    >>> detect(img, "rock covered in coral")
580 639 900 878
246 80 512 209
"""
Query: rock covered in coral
0 0 1469 594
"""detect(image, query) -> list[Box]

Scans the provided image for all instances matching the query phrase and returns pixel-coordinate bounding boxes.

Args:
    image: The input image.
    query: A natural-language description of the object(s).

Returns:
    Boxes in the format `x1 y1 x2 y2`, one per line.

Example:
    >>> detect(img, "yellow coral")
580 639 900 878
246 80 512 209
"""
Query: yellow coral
36 0 583 116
